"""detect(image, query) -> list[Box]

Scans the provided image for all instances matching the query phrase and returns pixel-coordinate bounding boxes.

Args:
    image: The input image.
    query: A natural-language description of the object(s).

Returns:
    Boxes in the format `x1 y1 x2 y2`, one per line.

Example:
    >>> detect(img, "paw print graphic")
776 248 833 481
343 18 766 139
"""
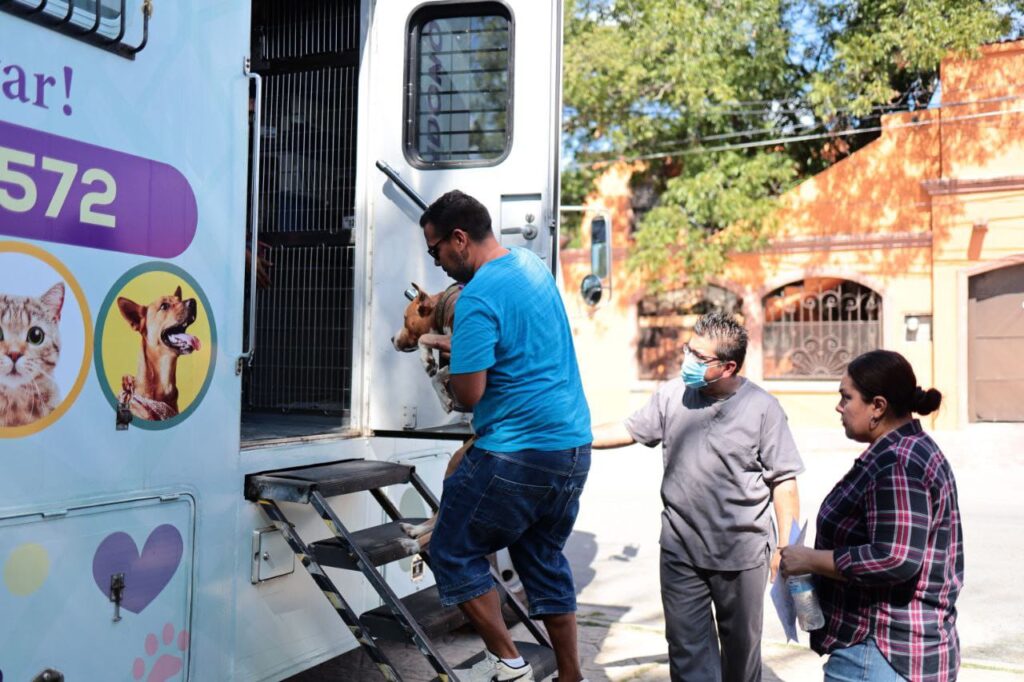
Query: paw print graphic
132 623 189 682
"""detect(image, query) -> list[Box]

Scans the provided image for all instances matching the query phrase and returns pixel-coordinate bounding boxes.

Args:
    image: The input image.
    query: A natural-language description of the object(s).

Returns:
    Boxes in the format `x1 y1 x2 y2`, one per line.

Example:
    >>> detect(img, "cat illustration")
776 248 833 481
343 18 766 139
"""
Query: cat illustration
0 283 65 428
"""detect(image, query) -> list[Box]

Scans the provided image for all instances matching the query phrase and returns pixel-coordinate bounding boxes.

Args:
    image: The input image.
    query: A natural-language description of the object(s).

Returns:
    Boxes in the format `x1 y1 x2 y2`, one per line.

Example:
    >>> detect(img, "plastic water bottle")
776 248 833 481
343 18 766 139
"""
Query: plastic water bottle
787 573 825 631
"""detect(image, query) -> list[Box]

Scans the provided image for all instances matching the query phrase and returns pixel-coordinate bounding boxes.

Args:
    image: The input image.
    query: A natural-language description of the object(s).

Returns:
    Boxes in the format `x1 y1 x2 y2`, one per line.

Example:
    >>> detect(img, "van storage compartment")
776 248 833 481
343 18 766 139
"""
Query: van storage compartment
243 0 361 442
0 495 194 680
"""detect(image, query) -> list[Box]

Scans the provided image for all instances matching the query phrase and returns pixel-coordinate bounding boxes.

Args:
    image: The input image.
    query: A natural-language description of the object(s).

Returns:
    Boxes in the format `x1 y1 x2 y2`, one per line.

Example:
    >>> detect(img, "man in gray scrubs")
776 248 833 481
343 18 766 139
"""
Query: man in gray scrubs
594 312 802 682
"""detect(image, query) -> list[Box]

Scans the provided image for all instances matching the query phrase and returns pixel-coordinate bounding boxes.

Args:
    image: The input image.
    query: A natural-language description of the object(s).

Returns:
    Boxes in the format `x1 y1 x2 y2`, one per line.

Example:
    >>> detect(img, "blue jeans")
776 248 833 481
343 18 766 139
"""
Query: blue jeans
430 444 590 617
824 639 907 682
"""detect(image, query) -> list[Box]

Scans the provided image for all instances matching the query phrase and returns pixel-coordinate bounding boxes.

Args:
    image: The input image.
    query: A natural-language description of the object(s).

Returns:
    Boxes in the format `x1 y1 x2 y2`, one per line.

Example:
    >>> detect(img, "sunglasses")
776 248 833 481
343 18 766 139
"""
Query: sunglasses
426 230 454 260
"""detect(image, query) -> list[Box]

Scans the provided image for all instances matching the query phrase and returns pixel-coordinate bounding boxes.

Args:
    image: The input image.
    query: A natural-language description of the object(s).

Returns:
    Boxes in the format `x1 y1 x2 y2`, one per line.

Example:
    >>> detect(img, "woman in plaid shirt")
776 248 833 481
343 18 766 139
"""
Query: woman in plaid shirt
780 350 963 681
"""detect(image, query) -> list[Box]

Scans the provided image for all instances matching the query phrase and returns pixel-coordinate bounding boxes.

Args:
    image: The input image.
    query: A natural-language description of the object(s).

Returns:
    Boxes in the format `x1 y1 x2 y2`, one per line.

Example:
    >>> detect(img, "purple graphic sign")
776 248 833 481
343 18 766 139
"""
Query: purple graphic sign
92 524 184 614
0 121 197 257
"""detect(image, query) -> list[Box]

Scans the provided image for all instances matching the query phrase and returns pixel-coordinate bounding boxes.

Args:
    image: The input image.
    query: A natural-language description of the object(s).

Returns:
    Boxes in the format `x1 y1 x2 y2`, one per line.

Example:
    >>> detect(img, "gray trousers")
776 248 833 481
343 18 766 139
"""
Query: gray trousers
660 544 769 682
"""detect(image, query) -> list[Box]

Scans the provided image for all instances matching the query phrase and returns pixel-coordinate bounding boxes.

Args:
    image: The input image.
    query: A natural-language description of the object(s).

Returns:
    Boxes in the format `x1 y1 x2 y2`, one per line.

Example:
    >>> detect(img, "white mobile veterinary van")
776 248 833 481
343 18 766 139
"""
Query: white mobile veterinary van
0 1 564 679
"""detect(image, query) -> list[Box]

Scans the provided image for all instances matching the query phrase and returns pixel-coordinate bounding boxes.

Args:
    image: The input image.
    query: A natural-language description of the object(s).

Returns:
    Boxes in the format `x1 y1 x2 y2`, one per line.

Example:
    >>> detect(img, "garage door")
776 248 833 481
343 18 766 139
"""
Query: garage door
969 262 1024 421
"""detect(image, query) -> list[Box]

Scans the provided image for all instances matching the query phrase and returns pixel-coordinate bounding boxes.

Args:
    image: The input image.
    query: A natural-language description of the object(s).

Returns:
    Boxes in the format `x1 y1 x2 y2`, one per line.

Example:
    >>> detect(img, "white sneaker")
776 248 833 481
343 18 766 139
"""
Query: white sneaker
455 650 534 681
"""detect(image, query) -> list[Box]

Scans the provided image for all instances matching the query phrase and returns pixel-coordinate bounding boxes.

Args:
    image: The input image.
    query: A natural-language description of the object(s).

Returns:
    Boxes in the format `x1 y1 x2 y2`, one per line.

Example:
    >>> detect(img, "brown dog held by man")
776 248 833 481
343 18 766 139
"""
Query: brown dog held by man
391 282 466 413
390 281 473 552
117 285 200 421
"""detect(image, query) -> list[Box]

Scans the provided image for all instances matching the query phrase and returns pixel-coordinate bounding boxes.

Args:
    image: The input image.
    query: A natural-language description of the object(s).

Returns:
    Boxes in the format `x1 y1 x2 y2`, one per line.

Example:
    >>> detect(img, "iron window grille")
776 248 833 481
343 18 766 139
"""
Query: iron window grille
762 278 881 380
637 286 744 381
0 0 152 59
405 2 514 168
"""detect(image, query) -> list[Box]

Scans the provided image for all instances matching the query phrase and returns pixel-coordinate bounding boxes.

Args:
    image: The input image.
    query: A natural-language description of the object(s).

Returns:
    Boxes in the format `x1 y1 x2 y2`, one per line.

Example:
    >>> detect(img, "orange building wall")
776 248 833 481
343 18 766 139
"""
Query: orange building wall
563 41 1024 430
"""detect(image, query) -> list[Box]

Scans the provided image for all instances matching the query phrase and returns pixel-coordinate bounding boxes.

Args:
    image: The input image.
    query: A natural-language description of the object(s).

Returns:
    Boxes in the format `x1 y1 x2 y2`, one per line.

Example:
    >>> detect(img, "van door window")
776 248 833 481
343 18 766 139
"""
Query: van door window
405 3 513 168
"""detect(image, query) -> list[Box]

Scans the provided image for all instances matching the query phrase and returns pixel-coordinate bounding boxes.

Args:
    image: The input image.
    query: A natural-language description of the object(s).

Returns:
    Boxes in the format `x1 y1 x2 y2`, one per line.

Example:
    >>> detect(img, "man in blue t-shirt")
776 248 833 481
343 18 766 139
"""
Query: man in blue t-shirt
421 190 592 682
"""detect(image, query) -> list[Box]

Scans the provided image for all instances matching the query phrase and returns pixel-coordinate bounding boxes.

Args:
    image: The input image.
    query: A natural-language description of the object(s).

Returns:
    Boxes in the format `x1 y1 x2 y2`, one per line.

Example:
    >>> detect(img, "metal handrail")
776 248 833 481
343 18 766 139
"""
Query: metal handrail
238 58 262 374
375 160 427 212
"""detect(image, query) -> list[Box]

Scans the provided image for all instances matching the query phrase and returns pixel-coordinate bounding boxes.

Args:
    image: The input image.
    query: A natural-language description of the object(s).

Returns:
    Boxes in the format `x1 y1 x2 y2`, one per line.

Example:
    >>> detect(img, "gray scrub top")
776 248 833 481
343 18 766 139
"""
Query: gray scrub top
625 377 804 571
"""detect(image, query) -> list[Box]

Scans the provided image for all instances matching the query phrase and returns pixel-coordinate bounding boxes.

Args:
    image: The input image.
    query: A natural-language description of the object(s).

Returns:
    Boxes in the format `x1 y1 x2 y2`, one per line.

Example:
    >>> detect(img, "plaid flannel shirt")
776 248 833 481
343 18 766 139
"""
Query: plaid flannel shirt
811 420 964 682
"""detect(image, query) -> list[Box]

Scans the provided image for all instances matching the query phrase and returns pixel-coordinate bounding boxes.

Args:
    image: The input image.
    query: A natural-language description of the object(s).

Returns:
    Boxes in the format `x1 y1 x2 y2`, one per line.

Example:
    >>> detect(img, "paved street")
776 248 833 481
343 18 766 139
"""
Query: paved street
294 423 1024 681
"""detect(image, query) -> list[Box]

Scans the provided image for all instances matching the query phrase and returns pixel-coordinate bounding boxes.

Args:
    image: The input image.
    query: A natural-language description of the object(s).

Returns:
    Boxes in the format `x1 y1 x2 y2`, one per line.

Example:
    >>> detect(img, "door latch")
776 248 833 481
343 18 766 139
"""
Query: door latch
109 572 126 622
500 223 538 240
115 386 133 430
501 212 539 240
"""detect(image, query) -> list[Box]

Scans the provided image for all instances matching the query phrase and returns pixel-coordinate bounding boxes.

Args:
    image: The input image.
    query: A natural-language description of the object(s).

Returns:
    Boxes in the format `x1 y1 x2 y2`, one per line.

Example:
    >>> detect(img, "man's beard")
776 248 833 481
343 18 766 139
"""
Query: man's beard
448 250 474 284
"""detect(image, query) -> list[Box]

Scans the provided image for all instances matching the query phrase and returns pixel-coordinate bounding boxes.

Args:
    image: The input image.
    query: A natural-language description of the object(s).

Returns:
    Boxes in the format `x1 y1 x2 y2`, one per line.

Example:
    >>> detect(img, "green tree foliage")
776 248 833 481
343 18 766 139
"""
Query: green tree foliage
560 164 602 247
563 0 1022 287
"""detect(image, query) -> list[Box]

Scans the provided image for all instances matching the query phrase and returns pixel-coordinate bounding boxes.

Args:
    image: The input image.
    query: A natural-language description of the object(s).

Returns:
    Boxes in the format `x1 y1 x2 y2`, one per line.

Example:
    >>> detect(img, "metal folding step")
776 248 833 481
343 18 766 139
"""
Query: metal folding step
440 641 558 682
244 458 414 502
360 585 468 642
310 519 428 570
246 457 555 681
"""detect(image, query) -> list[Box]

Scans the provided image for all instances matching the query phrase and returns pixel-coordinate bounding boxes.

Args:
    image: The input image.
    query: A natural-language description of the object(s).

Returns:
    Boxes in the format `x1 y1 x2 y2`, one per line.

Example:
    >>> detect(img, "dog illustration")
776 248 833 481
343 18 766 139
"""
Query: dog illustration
391 282 466 413
116 285 200 421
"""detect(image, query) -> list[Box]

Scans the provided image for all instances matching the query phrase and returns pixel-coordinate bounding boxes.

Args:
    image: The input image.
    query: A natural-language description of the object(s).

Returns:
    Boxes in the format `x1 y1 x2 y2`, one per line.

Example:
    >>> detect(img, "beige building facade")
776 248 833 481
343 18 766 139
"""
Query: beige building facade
562 41 1024 429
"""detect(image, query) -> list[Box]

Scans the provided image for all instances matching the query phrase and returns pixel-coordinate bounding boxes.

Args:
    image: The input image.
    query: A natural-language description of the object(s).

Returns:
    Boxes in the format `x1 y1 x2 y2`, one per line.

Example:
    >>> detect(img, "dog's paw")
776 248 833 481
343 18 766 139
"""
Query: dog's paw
400 521 427 539
397 537 421 556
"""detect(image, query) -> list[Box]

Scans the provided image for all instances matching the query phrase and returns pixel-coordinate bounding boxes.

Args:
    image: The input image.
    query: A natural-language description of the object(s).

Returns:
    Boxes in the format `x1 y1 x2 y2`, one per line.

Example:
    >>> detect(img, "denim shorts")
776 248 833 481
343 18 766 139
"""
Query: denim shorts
824 638 907 682
430 444 590 618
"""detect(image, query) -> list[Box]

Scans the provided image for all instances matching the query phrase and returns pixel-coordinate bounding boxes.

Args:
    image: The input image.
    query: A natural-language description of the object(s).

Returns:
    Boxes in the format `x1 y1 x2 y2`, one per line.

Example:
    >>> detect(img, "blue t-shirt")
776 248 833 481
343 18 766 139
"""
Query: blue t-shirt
450 248 591 452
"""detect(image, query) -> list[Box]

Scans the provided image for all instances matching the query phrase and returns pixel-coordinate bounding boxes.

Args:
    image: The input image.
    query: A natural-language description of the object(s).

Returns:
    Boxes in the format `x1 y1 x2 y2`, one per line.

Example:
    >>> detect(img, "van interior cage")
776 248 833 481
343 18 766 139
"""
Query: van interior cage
0 0 152 58
243 0 360 441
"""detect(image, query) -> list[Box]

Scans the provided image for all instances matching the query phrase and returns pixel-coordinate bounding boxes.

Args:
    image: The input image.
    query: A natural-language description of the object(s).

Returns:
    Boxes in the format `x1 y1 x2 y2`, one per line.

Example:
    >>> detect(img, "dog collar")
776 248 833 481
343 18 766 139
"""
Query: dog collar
434 283 463 334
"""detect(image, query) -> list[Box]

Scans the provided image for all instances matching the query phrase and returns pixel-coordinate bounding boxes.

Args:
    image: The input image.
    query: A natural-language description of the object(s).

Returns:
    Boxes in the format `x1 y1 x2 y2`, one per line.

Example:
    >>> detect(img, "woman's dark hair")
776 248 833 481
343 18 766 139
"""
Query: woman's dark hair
846 350 942 417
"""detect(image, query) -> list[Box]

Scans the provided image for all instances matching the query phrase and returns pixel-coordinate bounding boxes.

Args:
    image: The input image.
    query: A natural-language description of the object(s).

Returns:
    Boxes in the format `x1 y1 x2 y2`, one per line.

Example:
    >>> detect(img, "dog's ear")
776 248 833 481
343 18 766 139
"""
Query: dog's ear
417 294 436 318
117 297 146 332
174 285 183 300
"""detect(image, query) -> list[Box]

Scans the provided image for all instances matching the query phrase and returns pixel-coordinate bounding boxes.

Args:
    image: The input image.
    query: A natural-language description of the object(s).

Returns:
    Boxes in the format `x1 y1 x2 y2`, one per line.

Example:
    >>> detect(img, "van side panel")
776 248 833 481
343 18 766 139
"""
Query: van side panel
0 2 249 679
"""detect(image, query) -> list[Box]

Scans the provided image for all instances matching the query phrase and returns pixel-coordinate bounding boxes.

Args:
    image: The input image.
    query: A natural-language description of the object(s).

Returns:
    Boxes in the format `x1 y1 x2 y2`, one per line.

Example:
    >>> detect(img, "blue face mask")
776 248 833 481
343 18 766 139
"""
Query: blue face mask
681 353 722 389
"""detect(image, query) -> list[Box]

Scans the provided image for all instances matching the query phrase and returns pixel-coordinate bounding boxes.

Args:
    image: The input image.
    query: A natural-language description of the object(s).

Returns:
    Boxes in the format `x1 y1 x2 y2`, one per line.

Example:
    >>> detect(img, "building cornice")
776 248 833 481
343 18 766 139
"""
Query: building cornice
921 176 1024 196
762 231 932 253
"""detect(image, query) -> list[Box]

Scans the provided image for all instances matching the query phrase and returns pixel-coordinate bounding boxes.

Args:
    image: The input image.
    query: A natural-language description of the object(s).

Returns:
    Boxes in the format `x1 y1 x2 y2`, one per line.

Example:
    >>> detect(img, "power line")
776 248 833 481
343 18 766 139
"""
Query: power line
569 100 1024 166
567 90 1024 166
645 118 834 150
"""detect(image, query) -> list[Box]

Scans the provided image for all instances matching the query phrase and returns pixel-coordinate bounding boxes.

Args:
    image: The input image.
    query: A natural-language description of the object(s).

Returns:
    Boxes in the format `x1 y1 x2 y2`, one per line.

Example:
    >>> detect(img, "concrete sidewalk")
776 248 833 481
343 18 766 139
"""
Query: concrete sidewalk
291 605 1024 681
292 424 1024 680
572 606 1024 681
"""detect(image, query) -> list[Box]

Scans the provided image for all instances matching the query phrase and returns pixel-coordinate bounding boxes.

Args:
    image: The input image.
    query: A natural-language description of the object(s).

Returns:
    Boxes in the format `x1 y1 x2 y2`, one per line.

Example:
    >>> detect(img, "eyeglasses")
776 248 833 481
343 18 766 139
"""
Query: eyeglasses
426 231 453 260
683 342 719 364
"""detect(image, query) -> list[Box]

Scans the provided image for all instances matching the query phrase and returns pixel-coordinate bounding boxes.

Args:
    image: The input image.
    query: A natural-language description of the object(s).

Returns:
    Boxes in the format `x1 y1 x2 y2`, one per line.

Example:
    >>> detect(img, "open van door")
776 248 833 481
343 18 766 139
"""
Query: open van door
364 0 564 435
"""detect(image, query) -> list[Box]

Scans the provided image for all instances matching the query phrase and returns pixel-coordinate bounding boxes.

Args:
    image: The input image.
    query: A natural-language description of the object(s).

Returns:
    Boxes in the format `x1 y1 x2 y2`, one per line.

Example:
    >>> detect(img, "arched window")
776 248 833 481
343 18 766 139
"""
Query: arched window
637 285 743 380
762 278 881 379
